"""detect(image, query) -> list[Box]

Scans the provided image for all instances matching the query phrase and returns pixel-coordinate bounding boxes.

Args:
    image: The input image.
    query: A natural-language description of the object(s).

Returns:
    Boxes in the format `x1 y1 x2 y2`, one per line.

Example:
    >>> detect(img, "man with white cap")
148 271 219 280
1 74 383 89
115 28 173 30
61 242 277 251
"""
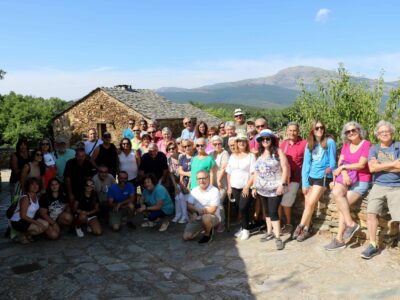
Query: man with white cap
233 108 247 135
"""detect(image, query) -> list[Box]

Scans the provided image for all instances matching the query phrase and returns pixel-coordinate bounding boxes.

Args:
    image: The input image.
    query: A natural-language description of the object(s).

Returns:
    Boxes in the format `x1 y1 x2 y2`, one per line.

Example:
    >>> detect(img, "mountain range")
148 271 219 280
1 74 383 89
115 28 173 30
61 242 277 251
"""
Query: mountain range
157 66 398 108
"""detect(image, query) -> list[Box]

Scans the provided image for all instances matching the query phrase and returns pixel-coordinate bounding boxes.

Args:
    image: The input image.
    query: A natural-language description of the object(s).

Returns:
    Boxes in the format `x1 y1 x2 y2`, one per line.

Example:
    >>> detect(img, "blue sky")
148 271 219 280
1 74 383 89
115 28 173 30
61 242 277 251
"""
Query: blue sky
1 0 400 99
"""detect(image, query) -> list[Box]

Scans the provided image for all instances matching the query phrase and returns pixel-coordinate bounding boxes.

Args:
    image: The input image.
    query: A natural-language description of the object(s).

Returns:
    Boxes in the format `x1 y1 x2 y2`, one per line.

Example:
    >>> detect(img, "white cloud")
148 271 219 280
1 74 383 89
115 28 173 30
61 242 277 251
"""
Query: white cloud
315 8 331 23
1 53 400 100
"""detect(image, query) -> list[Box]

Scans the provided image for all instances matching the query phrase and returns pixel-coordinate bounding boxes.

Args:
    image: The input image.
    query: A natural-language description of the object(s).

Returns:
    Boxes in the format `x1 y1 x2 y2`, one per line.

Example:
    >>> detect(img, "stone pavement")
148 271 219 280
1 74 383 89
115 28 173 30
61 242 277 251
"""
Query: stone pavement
1 170 400 299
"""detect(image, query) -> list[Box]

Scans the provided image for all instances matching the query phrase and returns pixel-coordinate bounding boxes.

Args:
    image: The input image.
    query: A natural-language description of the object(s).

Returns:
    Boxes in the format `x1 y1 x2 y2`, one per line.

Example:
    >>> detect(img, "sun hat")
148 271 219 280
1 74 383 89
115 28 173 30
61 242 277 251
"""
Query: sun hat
256 129 275 142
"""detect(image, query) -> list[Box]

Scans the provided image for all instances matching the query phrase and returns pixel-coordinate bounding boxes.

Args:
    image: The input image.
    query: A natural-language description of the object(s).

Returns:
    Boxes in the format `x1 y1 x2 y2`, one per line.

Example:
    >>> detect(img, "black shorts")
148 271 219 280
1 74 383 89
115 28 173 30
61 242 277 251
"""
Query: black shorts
309 177 332 188
11 219 31 232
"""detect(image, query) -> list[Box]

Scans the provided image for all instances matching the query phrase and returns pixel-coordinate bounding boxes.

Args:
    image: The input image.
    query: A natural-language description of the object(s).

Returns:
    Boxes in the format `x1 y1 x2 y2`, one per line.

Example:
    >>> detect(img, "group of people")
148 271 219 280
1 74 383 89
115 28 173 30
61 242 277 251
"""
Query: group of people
7 108 400 259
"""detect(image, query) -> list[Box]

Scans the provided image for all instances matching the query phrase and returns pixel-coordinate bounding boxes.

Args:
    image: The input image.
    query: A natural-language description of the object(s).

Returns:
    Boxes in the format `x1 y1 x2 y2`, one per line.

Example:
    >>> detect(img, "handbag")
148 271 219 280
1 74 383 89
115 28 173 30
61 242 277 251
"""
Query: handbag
335 160 358 186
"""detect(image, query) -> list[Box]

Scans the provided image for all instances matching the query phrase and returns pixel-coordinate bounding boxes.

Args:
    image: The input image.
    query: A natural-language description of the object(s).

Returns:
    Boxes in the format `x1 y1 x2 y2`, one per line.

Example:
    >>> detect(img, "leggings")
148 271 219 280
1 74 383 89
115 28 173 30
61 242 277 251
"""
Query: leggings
259 194 282 221
232 187 253 230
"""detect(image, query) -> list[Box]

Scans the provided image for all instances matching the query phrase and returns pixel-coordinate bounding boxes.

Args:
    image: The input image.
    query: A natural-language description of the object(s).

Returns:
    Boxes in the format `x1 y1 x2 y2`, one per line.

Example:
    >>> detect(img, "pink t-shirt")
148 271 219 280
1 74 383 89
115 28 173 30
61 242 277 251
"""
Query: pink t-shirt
340 140 371 182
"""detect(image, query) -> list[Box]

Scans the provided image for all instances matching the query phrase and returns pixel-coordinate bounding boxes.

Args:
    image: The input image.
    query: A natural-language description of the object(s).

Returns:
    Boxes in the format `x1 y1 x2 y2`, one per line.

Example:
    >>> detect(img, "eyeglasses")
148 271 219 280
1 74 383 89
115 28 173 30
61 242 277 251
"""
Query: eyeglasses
315 126 325 131
219 126 225 129
103 135 111 138
234 115 243 118
261 137 271 142
167 147 176 151
197 177 208 181
255 125 265 129
128 122 134 125
378 130 391 135
184 121 191 125
196 144 205 148
213 143 222 146
345 128 358 135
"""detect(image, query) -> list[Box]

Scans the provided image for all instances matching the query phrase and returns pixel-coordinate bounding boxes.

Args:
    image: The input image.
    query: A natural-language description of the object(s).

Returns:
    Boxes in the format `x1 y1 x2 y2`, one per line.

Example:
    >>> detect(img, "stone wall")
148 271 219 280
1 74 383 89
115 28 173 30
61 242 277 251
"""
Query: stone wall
53 90 185 145
292 190 399 247
0 148 13 169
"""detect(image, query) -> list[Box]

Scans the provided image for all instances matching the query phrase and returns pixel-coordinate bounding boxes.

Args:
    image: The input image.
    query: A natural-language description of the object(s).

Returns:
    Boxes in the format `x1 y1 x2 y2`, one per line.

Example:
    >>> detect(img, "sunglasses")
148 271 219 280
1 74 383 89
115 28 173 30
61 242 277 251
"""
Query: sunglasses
255 125 265 129
261 137 271 142
183 145 191 148
128 122 134 125
345 128 358 135
184 121 191 124
315 126 325 131
219 126 225 129
196 144 205 148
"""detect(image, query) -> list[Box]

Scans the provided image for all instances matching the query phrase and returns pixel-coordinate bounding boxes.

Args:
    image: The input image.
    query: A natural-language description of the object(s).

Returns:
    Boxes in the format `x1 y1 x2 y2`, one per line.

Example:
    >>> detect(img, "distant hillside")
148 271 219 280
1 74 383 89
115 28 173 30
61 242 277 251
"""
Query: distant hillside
157 66 398 108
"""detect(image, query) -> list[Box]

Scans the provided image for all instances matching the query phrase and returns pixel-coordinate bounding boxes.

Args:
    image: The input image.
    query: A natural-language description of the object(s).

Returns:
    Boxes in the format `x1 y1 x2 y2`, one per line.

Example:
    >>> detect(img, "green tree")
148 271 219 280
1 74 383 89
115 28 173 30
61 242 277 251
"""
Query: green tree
0 92 69 146
286 65 400 146
0 69 5 80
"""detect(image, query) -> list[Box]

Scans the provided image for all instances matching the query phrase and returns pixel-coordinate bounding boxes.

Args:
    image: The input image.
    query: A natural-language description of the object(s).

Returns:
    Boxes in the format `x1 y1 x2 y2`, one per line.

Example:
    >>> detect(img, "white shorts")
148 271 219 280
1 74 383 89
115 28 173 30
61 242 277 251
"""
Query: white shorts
281 182 300 207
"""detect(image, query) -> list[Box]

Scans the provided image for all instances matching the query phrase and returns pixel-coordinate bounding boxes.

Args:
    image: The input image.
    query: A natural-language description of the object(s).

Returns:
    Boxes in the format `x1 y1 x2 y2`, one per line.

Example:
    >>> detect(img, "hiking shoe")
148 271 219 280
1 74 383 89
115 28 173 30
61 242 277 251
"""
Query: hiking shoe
240 229 250 240
260 232 275 242
343 223 360 243
159 221 170 232
276 239 284 250
281 224 294 236
324 238 346 251
296 228 311 242
361 244 379 259
292 224 304 240
141 221 156 228
127 222 136 229
75 227 85 238
234 228 243 238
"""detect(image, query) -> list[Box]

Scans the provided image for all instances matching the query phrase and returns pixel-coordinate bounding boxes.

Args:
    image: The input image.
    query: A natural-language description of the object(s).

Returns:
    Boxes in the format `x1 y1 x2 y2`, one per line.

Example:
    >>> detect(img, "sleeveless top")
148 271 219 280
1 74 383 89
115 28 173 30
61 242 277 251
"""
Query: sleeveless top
95 144 118 176
10 152 30 183
10 194 40 221
27 162 41 180
255 154 282 197
118 150 138 180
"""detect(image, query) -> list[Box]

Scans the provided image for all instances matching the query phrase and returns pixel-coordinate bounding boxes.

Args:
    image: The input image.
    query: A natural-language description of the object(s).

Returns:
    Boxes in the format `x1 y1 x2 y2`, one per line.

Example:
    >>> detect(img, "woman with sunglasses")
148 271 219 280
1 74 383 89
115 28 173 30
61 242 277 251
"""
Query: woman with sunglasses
325 121 371 250
178 139 194 191
74 178 102 237
119 138 141 187
40 138 57 189
190 138 215 190
294 120 337 242
252 130 289 250
20 149 46 193
218 122 227 138
227 133 256 240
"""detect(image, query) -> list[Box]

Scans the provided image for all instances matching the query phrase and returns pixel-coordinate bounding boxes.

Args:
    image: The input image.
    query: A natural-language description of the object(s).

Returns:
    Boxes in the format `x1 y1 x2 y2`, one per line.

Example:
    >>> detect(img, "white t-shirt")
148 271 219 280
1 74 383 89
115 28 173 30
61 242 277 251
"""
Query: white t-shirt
188 184 221 221
118 151 138 180
84 139 103 156
226 153 255 189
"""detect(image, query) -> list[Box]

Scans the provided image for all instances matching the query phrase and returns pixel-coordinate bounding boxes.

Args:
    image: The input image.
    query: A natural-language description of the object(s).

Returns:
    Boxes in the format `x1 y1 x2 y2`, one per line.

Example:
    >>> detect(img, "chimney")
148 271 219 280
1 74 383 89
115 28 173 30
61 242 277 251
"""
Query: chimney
114 84 132 91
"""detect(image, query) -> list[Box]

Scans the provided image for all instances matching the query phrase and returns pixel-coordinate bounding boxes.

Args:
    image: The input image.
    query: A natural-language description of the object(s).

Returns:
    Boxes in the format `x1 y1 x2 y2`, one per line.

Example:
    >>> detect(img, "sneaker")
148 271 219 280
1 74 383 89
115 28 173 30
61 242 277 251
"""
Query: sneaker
141 221 156 228
234 228 243 238
324 238 346 251
240 229 250 241
296 228 311 242
281 224 294 236
178 218 188 224
343 223 360 243
127 222 136 229
260 232 275 242
172 216 180 223
361 244 379 259
75 227 84 238
217 223 225 233
159 221 170 232
292 224 304 240
276 239 284 250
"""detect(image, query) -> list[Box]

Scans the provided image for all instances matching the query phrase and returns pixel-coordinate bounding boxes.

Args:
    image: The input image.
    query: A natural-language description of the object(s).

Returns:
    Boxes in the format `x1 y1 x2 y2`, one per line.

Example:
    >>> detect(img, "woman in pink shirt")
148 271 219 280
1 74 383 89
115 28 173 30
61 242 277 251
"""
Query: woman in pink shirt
325 121 371 251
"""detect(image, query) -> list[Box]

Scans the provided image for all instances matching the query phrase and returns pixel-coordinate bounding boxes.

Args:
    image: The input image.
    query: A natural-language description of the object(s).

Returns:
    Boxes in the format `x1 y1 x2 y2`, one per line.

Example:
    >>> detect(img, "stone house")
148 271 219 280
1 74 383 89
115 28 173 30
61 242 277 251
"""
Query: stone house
52 85 221 144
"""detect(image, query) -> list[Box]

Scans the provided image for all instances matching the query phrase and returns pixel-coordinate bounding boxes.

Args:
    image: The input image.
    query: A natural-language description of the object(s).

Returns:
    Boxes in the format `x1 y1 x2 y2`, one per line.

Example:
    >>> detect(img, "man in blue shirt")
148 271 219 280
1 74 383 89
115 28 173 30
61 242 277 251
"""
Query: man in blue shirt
180 117 195 140
361 121 400 259
107 170 136 231
123 119 135 140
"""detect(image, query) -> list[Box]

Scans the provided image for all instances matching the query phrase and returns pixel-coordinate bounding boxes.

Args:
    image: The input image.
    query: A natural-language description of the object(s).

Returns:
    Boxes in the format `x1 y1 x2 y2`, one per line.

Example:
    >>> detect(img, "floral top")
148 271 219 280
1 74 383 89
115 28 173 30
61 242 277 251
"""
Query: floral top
255 154 282 197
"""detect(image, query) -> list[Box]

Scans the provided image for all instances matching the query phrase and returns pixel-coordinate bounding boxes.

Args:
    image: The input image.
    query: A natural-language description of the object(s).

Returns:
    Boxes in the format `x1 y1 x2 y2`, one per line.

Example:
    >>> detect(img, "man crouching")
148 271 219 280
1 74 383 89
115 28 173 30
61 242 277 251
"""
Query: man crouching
182 170 221 244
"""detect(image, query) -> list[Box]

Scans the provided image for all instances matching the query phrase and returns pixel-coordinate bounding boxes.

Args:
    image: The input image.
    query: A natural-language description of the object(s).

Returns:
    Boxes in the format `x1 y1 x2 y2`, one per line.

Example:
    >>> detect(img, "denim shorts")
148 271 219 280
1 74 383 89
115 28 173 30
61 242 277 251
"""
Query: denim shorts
349 181 370 196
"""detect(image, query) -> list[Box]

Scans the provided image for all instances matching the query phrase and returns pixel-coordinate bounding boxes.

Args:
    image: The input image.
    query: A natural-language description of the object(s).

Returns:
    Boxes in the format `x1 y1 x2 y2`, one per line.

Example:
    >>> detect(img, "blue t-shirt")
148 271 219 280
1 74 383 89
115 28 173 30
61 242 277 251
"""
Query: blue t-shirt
143 184 174 215
181 128 195 140
123 128 134 140
368 142 400 186
302 138 337 188
107 183 135 204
